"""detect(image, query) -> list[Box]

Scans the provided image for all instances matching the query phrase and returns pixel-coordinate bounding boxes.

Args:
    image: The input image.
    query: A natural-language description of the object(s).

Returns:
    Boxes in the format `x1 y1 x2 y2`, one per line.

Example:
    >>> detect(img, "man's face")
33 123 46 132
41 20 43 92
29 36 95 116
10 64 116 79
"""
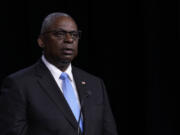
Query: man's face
38 16 79 64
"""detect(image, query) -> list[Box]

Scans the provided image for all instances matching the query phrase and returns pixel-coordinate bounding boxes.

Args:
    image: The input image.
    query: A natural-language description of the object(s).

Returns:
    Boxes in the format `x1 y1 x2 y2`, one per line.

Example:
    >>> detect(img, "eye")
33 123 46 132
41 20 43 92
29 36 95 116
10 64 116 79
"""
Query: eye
53 31 65 37
71 32 79 37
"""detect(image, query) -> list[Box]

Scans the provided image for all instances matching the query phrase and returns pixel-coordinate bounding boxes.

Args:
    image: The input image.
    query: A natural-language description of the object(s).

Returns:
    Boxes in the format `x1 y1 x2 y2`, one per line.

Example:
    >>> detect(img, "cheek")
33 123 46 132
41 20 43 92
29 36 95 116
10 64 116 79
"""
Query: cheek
74 43 78 55
45 36 62 46
46 40 63 50
44 44 60 56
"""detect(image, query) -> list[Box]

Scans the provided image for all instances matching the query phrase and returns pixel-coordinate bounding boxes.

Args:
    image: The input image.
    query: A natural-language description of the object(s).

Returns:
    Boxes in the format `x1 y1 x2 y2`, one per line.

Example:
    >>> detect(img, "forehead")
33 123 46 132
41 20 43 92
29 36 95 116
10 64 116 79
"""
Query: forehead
49 16 78 31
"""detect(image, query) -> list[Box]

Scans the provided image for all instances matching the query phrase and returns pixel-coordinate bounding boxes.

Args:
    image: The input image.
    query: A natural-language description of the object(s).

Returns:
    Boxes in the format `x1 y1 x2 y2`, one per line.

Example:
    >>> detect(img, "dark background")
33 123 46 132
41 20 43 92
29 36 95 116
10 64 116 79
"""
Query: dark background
0 0 179 135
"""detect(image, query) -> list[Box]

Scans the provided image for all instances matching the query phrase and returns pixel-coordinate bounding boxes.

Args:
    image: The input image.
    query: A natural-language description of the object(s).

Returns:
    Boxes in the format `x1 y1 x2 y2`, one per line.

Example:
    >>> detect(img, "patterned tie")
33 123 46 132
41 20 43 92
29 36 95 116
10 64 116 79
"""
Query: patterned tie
60 72 83 132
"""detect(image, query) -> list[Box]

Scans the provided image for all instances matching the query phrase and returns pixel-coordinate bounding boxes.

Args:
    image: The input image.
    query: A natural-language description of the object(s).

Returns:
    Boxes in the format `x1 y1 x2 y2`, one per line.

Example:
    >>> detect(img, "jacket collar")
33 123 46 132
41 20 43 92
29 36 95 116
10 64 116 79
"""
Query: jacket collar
34 59 91 131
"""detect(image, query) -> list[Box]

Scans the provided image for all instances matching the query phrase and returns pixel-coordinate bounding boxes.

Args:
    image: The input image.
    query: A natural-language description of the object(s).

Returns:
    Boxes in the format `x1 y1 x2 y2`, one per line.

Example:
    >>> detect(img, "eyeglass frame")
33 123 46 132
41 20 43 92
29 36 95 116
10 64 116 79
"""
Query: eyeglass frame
42 29 82 40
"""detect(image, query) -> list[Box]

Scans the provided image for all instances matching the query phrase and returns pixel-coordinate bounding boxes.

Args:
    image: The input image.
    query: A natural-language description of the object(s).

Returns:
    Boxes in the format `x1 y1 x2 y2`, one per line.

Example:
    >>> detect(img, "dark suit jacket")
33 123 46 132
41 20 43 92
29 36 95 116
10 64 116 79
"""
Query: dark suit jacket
0 60 118 135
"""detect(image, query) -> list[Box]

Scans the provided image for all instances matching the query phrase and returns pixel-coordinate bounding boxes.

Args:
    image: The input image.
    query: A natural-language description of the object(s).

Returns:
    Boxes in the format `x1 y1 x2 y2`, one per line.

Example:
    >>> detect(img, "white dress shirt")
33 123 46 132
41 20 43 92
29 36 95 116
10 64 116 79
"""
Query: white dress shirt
41 55 81 108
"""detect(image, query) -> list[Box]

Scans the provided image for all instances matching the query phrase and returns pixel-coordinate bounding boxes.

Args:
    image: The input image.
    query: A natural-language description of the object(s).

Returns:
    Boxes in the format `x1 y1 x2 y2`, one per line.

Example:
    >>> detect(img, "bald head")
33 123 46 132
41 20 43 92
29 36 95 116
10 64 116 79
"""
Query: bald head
40 12 77 34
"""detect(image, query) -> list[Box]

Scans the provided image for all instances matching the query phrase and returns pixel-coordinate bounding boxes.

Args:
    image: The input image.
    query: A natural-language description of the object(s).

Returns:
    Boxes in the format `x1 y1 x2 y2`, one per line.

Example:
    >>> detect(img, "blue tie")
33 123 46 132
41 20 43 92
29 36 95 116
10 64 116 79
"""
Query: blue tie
60 72 83 132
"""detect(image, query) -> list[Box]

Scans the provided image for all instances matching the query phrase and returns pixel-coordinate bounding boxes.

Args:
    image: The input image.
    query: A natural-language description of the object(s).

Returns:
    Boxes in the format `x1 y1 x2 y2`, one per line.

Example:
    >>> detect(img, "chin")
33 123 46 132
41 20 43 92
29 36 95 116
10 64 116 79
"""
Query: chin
60 58 72 64
61 60 71 64
61 55 75 63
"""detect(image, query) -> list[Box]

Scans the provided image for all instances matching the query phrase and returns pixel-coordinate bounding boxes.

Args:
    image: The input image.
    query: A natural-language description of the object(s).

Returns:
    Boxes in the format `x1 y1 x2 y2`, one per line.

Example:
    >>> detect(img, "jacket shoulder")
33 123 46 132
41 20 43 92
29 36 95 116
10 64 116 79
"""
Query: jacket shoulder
72 66 103 82
6 62 38 82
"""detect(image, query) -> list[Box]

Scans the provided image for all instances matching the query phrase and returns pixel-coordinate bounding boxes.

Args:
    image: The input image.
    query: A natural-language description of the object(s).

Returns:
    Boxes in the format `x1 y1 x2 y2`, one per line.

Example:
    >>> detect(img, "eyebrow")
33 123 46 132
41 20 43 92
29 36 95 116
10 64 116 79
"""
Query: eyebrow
53 28 78 32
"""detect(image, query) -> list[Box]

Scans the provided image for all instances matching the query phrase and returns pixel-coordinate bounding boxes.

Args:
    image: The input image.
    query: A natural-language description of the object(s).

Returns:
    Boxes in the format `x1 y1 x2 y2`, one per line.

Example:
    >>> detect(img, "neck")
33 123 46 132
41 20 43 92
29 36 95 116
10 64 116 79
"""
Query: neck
44 56 70 72
55 61 70 72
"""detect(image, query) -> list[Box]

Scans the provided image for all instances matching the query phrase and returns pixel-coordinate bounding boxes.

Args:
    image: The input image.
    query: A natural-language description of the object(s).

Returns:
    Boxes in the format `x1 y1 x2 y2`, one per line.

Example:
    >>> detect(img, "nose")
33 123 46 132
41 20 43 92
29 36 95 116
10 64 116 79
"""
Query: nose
64 33 74 43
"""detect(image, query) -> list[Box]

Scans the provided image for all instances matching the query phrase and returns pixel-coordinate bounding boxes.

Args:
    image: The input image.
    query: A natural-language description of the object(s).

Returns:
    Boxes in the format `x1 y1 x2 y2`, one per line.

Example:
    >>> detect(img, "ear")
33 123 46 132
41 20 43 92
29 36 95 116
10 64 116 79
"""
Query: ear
37 36 45 48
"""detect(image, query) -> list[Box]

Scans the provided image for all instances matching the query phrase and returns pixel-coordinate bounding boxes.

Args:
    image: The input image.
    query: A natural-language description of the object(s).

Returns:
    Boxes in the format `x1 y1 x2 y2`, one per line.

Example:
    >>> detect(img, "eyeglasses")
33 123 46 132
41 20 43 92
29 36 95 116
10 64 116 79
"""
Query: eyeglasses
43 29 82 40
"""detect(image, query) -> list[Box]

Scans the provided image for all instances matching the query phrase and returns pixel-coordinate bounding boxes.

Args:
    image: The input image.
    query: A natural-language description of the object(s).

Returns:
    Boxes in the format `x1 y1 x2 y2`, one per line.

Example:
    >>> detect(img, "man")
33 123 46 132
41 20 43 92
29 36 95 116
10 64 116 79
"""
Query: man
0 12 118 135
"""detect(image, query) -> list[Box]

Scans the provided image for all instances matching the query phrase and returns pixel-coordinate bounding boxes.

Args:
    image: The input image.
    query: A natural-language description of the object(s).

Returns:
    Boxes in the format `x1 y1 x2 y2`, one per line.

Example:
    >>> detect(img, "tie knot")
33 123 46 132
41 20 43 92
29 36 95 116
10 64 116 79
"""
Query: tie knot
60 72 68 80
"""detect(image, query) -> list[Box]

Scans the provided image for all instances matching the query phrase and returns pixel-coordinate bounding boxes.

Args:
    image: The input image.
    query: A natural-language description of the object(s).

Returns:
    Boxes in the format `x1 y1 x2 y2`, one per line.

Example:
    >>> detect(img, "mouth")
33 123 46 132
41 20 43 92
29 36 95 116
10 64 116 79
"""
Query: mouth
62 48 74 55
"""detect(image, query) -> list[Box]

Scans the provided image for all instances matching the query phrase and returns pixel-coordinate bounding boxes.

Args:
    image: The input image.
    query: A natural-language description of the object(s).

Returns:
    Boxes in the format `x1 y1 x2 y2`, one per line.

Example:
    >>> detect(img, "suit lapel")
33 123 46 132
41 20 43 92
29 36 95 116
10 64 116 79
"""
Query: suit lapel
72 67 92 133
34 60 78 129
72 68 88 104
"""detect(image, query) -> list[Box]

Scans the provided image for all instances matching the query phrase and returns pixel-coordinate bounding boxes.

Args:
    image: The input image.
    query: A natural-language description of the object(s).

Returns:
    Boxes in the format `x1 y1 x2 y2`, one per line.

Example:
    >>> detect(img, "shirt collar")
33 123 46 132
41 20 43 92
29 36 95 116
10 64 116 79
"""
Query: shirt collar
41 55 73 81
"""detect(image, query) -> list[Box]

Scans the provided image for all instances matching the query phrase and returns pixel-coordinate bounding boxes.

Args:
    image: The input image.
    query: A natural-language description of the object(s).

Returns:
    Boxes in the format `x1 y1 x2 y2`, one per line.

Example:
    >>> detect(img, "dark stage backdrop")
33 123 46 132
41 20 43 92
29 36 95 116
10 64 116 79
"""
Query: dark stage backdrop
0 0 179 135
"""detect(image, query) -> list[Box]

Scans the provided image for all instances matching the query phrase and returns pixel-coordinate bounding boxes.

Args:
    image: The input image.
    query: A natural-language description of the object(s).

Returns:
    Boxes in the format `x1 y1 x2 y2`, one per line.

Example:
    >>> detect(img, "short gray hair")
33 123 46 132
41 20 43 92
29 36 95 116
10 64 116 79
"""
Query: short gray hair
40 12 73 34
